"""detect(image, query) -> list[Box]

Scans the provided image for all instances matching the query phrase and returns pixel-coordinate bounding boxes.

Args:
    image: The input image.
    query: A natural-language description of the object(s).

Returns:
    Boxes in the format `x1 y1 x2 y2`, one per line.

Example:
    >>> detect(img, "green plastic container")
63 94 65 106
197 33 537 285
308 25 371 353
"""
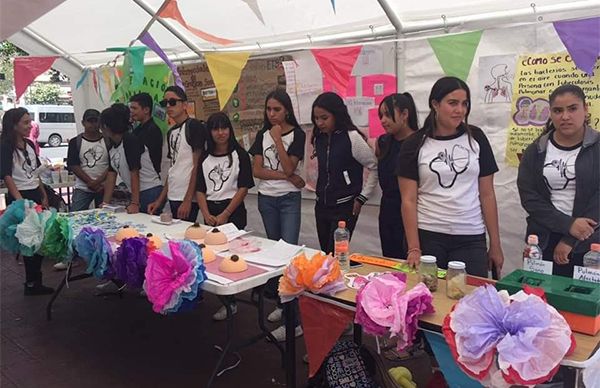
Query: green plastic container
496 269 600 317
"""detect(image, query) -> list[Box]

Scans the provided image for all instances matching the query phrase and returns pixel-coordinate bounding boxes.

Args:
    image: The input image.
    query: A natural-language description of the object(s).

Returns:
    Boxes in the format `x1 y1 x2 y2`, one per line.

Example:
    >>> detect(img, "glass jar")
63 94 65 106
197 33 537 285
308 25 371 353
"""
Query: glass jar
446 261 467 299
419 255 438 292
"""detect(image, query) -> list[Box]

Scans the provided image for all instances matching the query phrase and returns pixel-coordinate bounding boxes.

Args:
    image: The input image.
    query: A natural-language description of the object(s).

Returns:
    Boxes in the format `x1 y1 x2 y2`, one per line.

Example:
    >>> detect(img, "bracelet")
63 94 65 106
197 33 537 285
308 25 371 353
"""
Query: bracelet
407 248 422 255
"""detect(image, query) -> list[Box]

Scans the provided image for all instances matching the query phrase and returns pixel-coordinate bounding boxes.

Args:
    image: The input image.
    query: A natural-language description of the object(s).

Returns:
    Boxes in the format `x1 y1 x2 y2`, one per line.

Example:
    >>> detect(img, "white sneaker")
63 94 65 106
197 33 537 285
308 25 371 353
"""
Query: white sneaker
269 325 303 342
267 307 283 322
213 304 237 321
95 281 125 292
53 261 79 271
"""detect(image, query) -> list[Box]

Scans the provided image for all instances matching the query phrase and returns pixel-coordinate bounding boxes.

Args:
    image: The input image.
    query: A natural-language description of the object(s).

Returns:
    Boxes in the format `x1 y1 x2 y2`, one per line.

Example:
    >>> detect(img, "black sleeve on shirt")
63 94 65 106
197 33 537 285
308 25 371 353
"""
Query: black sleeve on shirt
287 127 306 160
236 148 255 189
66 136 81 167
248 129 265 156
123 134 143 171
470 126 499 177
186 118 207 152
395 130 426 181
23 139 41 168
145 120 163 173
0 142 13 179
196 159 207 193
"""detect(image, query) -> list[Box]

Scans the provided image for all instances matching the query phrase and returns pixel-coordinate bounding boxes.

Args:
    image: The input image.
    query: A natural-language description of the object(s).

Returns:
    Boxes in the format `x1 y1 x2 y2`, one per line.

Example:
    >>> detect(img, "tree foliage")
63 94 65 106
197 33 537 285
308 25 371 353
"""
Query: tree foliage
0 41 28 96
26 83 60 104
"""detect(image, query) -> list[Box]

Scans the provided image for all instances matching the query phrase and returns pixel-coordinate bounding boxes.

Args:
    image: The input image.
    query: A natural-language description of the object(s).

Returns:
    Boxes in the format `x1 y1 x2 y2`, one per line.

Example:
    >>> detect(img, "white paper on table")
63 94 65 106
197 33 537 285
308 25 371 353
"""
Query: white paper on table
214 222 250 242
243 239 304 267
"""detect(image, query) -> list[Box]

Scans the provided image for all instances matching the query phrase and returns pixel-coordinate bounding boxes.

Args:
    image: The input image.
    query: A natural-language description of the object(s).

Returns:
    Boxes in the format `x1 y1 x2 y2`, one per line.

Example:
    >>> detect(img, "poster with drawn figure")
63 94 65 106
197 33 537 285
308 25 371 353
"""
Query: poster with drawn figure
478 55 516 104
352 45 384 76
505 52 600 166
346 97 374 127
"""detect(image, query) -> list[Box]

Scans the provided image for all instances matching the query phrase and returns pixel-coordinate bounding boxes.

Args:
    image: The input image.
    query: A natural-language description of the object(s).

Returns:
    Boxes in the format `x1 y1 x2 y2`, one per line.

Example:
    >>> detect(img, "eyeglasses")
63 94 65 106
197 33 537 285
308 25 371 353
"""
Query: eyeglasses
160 98 185 107
85 117 99 123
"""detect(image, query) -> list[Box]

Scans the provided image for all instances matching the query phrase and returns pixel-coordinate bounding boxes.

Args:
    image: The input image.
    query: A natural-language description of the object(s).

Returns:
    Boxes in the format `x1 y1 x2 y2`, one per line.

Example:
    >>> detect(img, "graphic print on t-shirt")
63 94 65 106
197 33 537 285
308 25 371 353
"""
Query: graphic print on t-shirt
428 144 470 188
169 128 182 167
111 151 121 171
264 144 281 170
21 158 35 179
543 154 576 190
82 144 105 168
208 161 232 191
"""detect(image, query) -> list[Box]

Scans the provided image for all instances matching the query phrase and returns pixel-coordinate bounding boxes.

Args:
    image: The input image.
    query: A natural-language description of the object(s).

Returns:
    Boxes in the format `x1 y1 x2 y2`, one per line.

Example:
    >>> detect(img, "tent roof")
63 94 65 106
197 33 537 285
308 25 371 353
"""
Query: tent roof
3 0 600 72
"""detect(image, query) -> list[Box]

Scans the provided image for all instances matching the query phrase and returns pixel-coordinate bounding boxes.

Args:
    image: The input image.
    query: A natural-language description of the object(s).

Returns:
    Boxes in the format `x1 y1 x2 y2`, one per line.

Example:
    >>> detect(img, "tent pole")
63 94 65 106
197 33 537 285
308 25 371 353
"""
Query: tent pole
130 0 204 58
132 0 171 45
376 0 403 33
21 28 85 71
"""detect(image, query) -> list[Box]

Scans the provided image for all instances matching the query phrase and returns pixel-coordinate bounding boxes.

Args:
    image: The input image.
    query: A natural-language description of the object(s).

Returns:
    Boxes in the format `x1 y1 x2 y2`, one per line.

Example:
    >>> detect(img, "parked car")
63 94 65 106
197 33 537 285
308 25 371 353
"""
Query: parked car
25 105 77 147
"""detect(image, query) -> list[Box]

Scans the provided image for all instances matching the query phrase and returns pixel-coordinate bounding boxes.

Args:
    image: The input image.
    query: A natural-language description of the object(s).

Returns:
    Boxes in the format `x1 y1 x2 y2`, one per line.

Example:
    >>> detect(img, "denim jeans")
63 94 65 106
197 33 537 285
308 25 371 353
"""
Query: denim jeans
71 189 104 211
139 185 163 214
257 191 301 245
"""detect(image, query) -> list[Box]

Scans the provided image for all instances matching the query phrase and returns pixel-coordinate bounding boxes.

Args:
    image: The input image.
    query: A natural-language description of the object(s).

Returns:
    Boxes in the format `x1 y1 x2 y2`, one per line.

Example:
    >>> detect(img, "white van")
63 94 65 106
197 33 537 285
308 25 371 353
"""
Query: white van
25 105 77 147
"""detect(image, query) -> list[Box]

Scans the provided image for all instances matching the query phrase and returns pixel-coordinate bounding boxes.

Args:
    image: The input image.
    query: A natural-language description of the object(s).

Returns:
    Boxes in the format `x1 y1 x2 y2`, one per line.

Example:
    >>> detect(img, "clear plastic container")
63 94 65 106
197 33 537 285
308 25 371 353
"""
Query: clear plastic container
583 244 600 270
446 261 467 299
334 220 350 272
419 255 438 292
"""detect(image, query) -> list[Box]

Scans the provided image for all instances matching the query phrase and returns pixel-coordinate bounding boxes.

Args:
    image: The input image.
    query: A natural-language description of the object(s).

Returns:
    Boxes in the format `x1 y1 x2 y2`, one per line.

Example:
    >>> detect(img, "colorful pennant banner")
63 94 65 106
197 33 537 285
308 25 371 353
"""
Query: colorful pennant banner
204 51 251 110
553 17 600 76
311 46 362 98
13 56 59 100
428 31 483 81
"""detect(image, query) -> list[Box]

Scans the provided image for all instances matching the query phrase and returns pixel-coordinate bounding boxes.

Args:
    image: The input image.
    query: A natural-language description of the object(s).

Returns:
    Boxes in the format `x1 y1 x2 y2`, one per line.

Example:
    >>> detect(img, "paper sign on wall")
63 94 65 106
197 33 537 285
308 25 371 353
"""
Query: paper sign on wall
346 97 374 127
573 266 600 283
361 74 396 104
368 108 385 138
352 45 384 76
523 258 553 275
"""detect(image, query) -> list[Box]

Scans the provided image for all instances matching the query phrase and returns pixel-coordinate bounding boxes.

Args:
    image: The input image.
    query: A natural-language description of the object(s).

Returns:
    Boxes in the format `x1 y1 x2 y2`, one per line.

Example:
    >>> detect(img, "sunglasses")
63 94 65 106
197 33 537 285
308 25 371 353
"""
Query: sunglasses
160 98 185 107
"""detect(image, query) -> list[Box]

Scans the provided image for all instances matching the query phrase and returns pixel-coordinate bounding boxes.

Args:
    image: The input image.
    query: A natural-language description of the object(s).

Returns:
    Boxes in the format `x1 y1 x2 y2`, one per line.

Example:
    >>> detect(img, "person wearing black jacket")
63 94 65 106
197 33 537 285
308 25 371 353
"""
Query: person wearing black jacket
0 108 53 295
311 92 378 254
518 84 599 277
130 92 163 174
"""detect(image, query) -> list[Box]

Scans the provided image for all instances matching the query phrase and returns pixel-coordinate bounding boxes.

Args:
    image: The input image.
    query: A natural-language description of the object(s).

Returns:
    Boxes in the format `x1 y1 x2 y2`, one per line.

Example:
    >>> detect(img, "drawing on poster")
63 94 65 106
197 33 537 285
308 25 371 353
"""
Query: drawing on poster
479 55 515 104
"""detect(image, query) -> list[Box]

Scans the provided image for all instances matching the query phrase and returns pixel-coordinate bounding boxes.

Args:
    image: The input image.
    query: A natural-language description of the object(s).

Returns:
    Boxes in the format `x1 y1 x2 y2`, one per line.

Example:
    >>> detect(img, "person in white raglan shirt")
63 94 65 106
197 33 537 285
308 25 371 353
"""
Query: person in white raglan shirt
67 109 110 211
147 86 206 222
100 104 163 214
0 107 53 295
397 77 504 278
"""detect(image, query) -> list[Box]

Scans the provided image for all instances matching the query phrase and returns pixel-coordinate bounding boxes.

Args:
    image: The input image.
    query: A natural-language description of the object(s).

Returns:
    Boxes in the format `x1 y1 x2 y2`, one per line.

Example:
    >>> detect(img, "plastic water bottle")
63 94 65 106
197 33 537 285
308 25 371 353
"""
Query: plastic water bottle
334 220 350 272
583 244 600 270
523 234 543 260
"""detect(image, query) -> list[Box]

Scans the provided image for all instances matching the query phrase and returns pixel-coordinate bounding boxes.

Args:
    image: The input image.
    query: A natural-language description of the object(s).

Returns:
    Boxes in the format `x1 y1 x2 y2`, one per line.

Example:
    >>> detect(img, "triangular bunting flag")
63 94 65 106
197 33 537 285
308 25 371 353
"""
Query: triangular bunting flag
75 68 90 89
204 52 251 110
311 46 362 97
139 31 185 89
242 0 265 25
299 296 354 377
107 46 147 88
428 31 483 81
13 56 59 100
160 0 237 46
554 17 600 75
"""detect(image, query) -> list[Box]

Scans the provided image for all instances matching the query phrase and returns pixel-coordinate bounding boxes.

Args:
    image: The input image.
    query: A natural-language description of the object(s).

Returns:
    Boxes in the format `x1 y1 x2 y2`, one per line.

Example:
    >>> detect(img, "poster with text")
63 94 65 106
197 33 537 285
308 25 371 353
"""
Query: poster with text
505 52 600 166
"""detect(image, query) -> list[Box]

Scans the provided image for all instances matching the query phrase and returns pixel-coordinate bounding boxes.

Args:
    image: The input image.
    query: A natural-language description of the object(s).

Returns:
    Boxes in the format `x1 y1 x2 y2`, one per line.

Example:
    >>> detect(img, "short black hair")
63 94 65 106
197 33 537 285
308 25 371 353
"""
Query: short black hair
100 103 131 134
130 92 153 113
164 85 187 101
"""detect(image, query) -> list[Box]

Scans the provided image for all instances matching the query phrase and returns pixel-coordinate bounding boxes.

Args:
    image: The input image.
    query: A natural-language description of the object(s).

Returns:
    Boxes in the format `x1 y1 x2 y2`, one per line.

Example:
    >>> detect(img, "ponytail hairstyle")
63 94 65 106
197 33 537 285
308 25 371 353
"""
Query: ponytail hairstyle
100 103 131 135
310 92 365 151
205 111 241 167
377 92 419 160
420 76 473 150
0 107 29 152
548 83 590 129
263 89 301 130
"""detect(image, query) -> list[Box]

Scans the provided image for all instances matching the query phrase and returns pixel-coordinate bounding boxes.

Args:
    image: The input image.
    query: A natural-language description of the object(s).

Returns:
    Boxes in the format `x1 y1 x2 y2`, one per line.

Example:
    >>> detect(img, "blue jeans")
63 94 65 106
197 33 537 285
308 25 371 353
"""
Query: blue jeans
257 191 301 245
139 185 163 214
71 189 103 211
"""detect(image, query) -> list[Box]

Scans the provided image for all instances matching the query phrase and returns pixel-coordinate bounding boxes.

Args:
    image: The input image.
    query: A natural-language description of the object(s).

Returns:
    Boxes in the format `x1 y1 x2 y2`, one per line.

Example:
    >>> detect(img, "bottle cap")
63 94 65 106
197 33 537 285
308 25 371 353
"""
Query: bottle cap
591 243 600 252
338 220 346 228
420 255 436 264
448 261 466 270
527 234 538 244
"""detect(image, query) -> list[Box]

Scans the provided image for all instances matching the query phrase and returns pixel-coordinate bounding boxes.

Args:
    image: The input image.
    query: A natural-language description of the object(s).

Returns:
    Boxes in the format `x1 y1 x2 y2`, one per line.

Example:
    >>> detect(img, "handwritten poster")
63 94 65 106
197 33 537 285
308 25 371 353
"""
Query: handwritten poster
505 52 600 166
352 45 384 76
523 258 553 275
346 97 375 127
478 55 516 104
573 266 600 283
361 74 396 105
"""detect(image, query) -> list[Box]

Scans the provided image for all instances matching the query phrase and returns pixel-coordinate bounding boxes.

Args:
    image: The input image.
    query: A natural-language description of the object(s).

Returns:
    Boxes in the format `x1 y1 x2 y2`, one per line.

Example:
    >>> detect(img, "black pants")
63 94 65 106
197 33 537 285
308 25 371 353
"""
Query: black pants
315 200 358 254
7 188 46 285
206 200 247 229
169 200 200 223
418 229 488 277
379 197 407 259
542 233 585 277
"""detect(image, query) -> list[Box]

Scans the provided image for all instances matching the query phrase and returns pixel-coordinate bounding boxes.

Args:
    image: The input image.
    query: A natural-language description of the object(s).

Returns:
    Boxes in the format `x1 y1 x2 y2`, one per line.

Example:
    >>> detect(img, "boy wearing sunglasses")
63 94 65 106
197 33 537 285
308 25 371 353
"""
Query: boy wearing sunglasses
148 86 207 221
66 109 110 211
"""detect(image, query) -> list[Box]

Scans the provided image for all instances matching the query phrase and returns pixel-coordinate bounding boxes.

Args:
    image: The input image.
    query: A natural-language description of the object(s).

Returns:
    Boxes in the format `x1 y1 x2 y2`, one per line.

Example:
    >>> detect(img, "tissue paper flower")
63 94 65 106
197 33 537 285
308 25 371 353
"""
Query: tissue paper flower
443 285 575 385
40 214 73 261
15 204 54 256
114 237 148 288
278 252 346 303
74 227 114 279
144 240 207 314
0 199 28 254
